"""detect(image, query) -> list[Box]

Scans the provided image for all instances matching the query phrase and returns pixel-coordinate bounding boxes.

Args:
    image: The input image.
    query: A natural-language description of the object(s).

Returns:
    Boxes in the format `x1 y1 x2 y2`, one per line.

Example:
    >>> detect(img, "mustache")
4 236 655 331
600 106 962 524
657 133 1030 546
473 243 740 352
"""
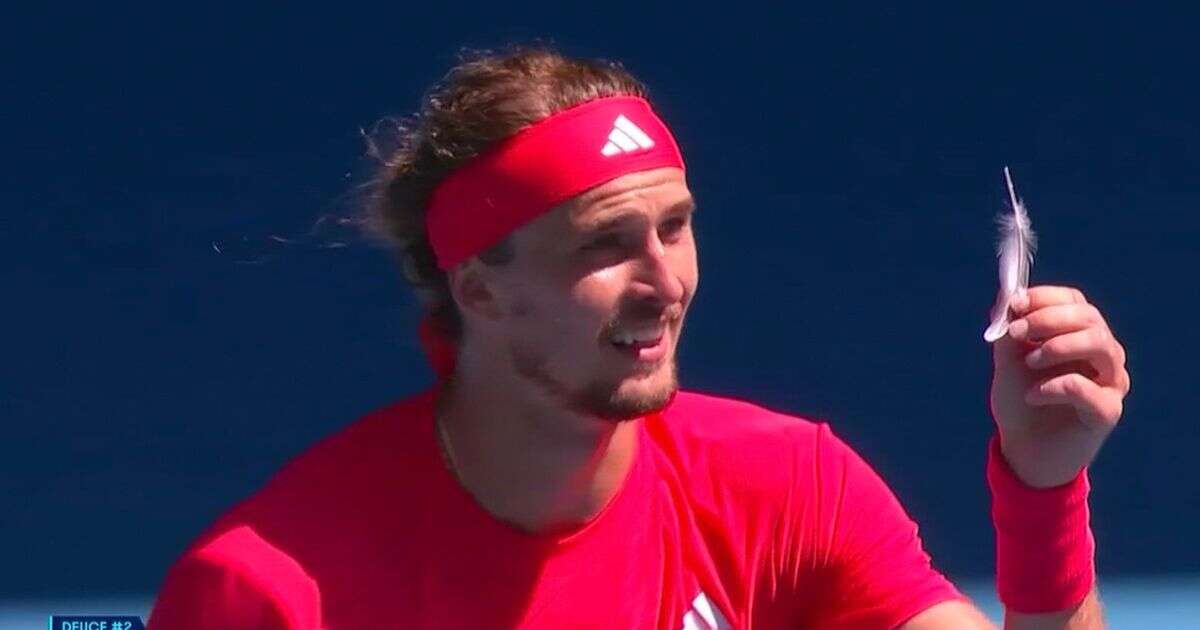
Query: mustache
603 301 684 334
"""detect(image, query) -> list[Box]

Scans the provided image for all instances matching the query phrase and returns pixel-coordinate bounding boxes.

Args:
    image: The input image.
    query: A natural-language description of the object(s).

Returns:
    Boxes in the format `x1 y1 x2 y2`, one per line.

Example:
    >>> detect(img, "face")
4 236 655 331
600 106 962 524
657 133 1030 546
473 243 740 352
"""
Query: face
458 167 698 422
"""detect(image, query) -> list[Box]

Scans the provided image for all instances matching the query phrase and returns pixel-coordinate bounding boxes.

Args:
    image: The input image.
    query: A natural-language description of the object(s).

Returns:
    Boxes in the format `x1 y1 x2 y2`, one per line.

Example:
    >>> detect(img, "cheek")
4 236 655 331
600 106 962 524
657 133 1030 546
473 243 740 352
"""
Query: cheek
571 268 627 314
671 245 700 303
683 255 699 296
505 274 612 338
508 293 536 318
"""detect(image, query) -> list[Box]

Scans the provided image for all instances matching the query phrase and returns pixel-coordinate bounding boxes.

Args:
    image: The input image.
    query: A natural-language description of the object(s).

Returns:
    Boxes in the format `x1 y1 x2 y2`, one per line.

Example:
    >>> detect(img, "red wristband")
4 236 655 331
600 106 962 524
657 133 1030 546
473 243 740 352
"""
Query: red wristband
987 435 1096 613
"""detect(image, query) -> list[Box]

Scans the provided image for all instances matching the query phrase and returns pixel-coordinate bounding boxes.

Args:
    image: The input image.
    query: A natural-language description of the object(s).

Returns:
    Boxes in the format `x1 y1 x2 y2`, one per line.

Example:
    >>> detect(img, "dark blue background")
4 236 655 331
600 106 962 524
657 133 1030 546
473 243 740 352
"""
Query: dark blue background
5 5 1197 598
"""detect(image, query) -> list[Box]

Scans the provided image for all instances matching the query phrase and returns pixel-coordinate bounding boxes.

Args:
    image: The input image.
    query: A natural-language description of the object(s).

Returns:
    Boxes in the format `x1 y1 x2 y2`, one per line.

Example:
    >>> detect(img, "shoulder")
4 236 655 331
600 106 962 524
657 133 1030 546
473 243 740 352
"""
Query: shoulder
652 389 896 507
656 389 837 461
147 525 323 629
230 389 435 520
649 389 863 502
151 389 437 625
160 389 437 578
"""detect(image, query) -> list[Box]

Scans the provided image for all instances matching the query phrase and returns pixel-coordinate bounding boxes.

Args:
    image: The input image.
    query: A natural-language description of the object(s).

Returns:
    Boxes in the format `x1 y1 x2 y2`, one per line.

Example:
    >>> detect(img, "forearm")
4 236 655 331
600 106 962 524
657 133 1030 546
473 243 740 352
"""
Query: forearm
1004 587 1104 630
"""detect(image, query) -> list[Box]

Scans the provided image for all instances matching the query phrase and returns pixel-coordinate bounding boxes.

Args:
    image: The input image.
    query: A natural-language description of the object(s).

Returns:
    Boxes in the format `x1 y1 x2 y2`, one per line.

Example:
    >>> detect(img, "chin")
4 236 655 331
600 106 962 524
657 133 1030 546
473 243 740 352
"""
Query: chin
589 361 679 422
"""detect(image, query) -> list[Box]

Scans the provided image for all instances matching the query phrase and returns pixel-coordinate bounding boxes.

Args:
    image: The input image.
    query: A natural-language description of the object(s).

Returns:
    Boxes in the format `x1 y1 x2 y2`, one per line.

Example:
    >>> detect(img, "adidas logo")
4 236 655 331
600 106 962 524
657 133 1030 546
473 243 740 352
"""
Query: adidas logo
680 591 731 630
601 115 656 157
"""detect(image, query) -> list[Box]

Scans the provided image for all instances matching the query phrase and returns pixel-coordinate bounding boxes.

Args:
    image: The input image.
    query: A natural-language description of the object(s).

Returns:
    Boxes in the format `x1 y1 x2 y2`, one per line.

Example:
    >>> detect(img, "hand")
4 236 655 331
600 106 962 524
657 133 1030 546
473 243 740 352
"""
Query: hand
990 285 1132 488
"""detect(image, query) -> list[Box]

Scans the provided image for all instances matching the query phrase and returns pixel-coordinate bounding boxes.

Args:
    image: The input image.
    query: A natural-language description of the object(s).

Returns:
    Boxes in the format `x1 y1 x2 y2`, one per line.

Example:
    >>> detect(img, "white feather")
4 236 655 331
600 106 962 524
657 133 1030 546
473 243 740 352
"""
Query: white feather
983 167 1038 342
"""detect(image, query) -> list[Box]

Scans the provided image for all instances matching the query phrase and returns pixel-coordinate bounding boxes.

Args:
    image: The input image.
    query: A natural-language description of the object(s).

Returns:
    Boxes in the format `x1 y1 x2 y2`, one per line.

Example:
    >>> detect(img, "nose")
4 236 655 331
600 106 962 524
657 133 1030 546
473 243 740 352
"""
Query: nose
631 228 686 306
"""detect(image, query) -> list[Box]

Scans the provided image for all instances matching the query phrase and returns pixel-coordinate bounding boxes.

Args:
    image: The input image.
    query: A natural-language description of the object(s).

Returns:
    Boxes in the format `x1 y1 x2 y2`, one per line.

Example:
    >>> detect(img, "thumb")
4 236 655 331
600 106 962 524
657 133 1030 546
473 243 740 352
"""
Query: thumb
992 329 1037 369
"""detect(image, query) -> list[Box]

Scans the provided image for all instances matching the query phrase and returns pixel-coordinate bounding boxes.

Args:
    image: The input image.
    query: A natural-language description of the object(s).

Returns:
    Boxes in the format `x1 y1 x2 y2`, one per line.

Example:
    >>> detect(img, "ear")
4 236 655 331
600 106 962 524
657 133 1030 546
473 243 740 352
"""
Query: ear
446 261 504 322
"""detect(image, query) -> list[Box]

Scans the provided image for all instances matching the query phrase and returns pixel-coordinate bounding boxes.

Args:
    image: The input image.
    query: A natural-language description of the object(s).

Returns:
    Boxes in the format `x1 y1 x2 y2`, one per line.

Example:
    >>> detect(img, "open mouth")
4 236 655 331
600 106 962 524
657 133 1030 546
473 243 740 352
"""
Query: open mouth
609 327 668 362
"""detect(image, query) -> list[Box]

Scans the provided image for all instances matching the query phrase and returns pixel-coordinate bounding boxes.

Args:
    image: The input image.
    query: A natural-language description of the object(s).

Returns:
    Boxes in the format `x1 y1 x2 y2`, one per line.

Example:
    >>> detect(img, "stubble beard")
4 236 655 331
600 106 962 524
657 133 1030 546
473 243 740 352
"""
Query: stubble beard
508 341 679 423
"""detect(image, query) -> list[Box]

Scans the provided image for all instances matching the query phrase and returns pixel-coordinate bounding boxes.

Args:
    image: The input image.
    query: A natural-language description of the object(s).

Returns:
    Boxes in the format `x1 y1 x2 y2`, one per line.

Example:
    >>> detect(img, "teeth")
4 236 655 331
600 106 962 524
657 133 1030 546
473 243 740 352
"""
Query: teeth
613 328 663 346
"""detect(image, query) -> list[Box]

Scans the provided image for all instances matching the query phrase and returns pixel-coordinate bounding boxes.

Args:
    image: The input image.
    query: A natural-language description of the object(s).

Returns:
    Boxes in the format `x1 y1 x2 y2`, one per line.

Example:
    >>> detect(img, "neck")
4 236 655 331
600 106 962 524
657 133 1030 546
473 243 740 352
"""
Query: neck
433 367 641 536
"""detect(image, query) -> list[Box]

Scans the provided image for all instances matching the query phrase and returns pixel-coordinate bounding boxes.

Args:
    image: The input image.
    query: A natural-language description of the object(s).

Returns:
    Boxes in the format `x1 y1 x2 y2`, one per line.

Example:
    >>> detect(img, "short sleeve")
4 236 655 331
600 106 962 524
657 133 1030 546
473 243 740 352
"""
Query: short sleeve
146 525 322 630
795 425 967 629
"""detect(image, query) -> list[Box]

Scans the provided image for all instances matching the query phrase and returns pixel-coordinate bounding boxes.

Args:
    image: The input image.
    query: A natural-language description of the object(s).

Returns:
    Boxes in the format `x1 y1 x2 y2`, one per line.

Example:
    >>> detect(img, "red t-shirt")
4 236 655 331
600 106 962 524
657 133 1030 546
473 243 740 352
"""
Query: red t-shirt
147 388 965 629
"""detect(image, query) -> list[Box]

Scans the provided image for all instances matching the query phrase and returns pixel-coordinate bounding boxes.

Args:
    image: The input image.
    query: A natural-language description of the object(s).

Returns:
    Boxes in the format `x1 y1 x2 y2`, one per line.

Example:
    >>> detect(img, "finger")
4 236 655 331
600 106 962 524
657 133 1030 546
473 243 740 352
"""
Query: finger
1011 285 1088 316
1009 302 1105 343
992 325 1040 367
1025 371 1124 430
1024 327 1122 385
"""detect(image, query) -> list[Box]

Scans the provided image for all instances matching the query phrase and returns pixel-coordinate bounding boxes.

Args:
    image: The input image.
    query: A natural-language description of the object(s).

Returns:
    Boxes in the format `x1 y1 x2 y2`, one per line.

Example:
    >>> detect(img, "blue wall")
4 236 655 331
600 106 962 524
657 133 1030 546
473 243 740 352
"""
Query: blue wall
4 5 1198 597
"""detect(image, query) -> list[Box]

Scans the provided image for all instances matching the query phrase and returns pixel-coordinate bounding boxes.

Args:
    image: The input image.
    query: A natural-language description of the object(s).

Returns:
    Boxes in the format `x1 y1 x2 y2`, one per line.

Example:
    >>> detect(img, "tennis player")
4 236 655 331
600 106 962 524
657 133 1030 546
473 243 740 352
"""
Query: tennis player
147 46 1131 629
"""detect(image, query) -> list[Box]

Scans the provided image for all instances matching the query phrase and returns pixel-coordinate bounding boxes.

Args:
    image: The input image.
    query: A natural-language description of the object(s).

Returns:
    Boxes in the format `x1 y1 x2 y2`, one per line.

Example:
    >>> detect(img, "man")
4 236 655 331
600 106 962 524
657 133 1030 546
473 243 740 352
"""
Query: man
147 46 1131 629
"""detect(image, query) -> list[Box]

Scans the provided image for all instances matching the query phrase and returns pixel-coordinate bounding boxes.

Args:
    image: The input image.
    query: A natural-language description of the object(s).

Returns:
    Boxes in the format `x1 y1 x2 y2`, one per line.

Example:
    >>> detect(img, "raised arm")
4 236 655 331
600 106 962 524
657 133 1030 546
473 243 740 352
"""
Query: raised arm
905 284 1129 630
950 284 1127 630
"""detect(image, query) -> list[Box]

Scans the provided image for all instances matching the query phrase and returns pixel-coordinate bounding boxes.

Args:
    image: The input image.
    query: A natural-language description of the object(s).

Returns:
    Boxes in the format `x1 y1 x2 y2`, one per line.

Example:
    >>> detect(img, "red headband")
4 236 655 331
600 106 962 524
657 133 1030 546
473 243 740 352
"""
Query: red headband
426 95 686 270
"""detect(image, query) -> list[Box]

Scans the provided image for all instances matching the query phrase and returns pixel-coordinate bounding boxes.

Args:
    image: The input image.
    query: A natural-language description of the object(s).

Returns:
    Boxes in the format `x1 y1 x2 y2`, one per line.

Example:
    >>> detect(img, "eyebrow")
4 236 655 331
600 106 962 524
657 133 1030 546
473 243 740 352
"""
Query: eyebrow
576 197 697 233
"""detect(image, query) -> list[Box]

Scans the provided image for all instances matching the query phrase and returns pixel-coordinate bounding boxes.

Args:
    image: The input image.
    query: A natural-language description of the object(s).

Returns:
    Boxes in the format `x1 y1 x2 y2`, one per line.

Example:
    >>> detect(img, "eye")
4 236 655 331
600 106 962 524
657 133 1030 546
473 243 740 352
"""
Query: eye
581 233 622 251
659 215 691 240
